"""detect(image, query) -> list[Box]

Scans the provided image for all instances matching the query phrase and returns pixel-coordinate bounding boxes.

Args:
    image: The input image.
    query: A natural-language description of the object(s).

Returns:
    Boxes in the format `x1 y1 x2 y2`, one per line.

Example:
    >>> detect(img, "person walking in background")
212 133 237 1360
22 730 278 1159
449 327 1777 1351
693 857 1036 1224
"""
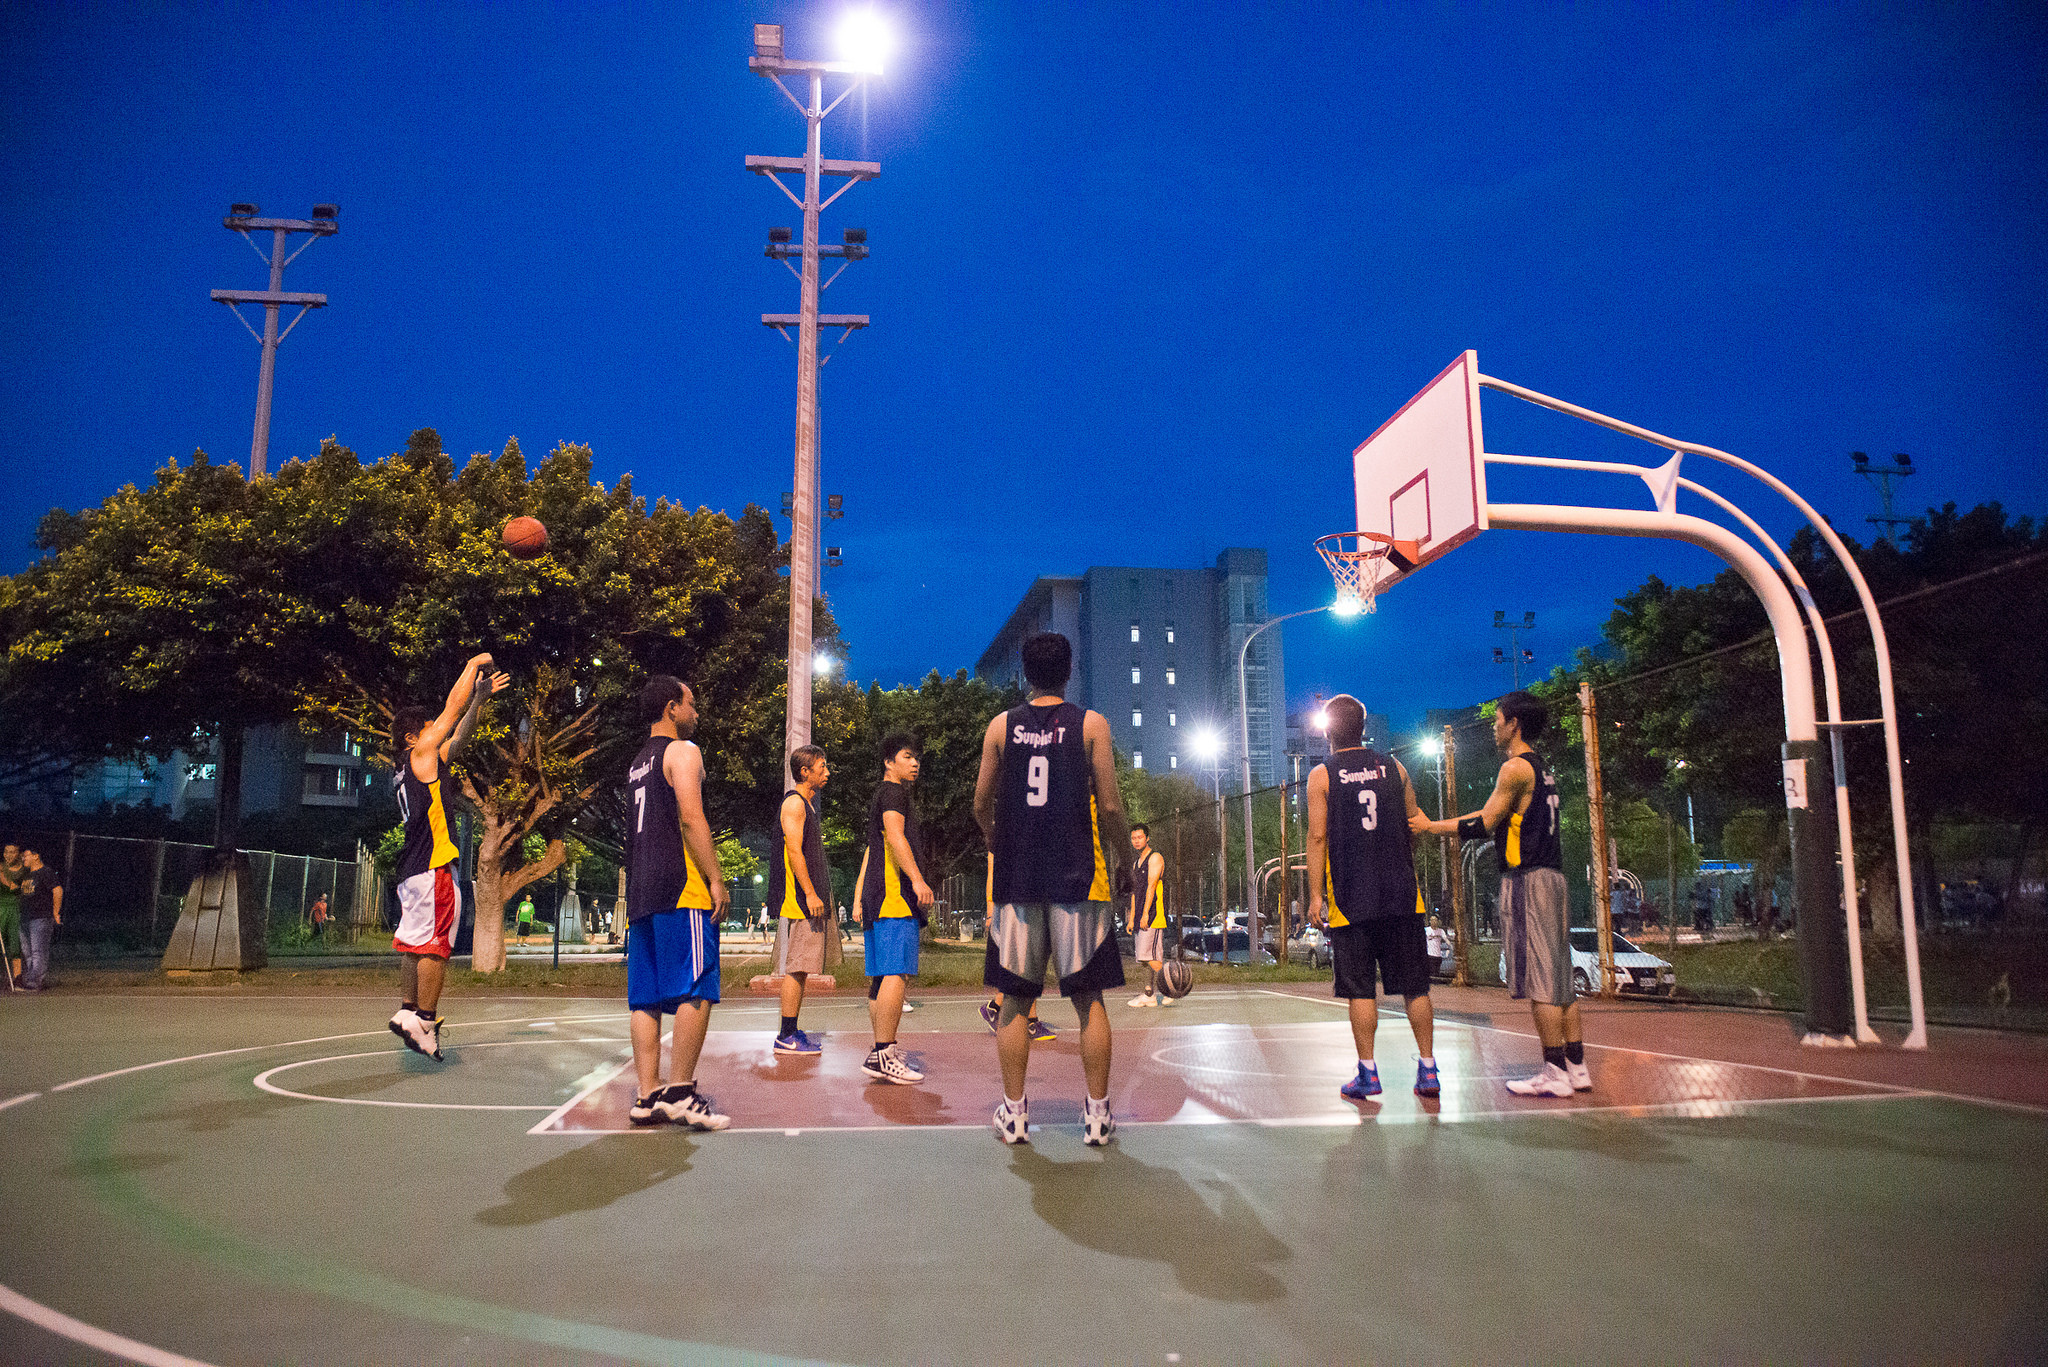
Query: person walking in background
17 848 61 991
0 843 24 987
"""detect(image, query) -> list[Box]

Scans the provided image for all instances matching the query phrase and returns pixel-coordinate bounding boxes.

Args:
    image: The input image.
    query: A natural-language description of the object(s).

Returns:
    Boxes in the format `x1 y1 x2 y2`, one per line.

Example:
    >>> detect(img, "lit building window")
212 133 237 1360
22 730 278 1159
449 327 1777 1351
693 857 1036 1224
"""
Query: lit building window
1133 752 1144 769
1169 711 1177 726
1131 622 1140 642
1132 710 1143 727
1165 669 1176 686
1169 754 1179 769
1131 666 1141 684
1166 624 1176 644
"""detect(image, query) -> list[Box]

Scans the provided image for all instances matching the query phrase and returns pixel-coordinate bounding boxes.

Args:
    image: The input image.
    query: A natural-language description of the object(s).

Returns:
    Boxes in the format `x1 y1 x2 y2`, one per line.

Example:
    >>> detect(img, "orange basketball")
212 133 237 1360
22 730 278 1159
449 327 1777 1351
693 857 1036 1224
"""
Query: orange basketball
502 516 549 560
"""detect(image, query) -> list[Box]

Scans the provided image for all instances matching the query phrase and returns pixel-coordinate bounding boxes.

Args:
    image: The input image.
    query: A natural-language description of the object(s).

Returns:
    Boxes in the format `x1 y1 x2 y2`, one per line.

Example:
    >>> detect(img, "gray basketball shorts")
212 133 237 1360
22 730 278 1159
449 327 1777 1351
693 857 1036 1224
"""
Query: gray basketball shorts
1132 926 1165 963
1501 867 1573 1006
776 915 829 975
986 902 1125 999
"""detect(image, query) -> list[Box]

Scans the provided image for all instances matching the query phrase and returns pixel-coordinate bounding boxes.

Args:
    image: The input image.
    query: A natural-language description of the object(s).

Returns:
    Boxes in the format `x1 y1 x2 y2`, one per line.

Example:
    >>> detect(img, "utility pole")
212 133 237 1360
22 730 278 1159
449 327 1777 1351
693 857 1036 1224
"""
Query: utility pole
747 23 880 784
211 203 338 479
1492 610 1536 688
1581 681 1616 996
1851 451 1915 546
1444 725 1468 987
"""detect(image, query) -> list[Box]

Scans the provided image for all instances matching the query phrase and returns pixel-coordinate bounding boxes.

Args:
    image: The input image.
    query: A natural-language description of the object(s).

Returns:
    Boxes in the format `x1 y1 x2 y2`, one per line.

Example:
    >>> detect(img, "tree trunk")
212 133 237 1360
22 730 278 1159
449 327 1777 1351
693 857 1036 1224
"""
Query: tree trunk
213 726 244 852
468 811 566 973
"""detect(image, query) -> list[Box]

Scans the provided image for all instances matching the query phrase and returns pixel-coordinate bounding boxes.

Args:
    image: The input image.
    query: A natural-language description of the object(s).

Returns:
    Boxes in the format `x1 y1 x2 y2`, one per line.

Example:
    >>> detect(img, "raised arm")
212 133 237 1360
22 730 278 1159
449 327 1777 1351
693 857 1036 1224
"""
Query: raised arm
665 740 729 916
444 665 511 762
411 654 493 776
1305 764 1330 927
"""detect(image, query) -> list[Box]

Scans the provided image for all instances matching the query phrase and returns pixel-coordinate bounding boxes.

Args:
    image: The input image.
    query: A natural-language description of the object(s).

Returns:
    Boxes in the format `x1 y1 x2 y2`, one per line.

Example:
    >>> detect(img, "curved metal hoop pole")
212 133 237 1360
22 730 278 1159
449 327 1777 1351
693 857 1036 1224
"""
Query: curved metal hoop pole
1478 374 1926 1048
1487 451 1881 1043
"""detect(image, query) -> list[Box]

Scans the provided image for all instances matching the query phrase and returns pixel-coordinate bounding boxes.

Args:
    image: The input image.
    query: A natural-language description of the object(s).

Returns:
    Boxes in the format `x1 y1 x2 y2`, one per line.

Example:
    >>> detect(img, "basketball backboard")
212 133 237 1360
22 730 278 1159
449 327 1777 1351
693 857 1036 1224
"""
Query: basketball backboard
1352 350 1487 590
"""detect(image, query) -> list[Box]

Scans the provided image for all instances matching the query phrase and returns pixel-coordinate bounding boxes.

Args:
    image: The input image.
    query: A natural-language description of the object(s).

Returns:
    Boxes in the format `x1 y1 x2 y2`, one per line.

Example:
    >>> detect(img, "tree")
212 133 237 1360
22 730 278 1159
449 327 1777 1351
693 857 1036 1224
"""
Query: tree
276 430 809 971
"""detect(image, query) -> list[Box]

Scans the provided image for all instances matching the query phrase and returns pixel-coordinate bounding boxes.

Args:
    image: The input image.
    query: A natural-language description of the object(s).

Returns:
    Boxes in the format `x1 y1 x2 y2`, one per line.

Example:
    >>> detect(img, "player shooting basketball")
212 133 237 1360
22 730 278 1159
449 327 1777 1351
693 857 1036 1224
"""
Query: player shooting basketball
387 653 508 1060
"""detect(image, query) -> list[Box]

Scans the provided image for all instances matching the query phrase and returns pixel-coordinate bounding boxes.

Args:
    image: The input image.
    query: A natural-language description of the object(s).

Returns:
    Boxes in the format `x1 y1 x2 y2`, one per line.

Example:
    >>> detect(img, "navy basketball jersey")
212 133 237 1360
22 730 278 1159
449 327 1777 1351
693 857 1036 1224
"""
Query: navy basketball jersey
1132 849 1167 929
624 737 713 920
990 700 1111 905
1320 746 1419 926
393 758 459 881
770 791 832 920
1494 750 1563 873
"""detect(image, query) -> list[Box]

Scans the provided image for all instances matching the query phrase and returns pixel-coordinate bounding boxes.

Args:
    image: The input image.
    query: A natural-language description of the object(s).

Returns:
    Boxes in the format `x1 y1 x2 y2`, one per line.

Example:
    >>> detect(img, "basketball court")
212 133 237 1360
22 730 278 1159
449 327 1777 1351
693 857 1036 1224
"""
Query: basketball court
2 985 2043 1364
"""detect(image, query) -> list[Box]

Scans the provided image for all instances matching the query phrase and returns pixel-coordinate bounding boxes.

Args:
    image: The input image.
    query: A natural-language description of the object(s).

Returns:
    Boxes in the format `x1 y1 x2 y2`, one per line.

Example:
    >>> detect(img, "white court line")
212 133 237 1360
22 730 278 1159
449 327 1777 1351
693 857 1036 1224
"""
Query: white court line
0 1092 40 1113
254 1040 627 1112
1250 987 2048 1118
0 1281 220 1367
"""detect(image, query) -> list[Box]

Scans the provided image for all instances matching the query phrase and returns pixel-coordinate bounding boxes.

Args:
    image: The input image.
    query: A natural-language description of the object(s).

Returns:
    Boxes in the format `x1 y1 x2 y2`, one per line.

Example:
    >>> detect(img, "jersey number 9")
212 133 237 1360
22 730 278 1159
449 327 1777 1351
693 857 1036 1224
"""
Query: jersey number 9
1026 755 1050 807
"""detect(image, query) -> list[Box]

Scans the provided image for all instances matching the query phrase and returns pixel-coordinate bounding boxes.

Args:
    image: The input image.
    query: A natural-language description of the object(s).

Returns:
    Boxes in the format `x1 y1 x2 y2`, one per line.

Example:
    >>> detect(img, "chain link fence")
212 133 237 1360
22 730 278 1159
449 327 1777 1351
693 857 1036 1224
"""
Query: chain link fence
0 827 385 955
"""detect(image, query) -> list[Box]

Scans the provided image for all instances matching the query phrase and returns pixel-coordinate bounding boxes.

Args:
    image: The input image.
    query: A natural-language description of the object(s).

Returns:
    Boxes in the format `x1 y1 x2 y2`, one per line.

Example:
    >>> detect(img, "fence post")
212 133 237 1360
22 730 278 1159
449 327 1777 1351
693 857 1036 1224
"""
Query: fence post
1581 681 1616 997
1446 725 1468 987
148 838 167 942
1276 781 1290 955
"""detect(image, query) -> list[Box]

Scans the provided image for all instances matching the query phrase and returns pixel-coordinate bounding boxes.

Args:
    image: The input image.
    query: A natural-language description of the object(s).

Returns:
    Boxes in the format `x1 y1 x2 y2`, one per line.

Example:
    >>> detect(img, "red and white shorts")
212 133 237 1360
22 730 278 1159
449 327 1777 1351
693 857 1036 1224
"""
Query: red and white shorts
394 866 461 960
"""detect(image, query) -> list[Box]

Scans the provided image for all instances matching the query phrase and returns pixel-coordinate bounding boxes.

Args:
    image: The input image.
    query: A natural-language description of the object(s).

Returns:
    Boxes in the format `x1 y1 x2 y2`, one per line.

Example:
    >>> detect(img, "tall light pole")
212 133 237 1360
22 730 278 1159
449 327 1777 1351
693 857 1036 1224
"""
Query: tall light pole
1420 735 1448 900
1492 609 1535 688
211 202 338 478
1236 601 1354 960
1191 728 1225 924
747 20 883 783
1851 450 1915 545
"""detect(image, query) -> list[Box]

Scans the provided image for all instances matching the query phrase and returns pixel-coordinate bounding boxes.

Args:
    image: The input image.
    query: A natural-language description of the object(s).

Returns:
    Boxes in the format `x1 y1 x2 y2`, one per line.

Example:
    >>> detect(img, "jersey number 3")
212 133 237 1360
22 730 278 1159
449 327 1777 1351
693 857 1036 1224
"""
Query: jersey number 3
1357 788 1378 831
1026 755 1050 807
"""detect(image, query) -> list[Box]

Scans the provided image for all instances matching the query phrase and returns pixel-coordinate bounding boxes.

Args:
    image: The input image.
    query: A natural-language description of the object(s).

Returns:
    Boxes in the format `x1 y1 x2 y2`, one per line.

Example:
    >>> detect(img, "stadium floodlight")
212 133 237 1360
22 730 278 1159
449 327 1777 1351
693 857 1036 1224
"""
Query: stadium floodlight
1420 737 1441 756
813 653 836 677
1191 728 1222 761
837 9 893 73
229 202 259 218
754 24 784 59
1331 593 1364 618
769 226 792 244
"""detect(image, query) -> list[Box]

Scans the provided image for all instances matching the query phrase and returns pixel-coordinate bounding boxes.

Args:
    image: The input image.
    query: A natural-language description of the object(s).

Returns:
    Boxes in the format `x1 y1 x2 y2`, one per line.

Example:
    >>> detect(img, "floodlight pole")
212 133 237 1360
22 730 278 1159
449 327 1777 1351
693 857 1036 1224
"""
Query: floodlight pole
1236 606 1324 964
746 25 878 785
211 208 336 479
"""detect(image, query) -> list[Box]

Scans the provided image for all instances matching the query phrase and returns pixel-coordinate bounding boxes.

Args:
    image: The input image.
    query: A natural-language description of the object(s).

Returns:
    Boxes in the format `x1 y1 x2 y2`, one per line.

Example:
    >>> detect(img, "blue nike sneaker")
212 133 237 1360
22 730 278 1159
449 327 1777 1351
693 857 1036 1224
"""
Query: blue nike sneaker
773 1029 821 1055
1414 1060 1441 1098
1340 1063 1383 1101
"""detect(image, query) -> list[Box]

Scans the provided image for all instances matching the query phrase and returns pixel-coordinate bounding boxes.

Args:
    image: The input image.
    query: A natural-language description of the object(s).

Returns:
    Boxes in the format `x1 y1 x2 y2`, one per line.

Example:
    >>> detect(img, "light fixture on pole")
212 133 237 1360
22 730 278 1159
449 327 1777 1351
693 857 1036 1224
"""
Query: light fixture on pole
1492 609 1536 687
747 22 883 789
1190 727 1226 923
210 202 338 479
1851 450 1915 546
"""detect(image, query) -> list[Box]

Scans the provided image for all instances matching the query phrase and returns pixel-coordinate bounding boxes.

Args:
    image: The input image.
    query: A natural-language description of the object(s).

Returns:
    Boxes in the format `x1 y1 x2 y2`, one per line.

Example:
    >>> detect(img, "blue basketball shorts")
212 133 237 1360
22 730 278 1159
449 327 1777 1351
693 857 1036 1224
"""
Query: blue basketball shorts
864 915 920 978
626 907 721 1013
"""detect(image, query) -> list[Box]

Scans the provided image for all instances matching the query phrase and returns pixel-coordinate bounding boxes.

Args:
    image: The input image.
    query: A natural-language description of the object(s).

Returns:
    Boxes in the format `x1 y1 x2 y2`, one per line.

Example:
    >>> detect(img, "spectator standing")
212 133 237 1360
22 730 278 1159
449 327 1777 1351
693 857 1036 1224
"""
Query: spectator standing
310 893 330 941
0 844 23 986
18 848 61 991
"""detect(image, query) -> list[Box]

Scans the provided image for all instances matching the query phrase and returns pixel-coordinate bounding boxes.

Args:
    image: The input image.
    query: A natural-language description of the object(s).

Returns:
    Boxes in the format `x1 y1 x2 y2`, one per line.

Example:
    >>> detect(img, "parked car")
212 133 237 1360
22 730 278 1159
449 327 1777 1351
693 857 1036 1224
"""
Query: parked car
1498 927 1675 995
1287 925 1334 968
1184 927 1276 966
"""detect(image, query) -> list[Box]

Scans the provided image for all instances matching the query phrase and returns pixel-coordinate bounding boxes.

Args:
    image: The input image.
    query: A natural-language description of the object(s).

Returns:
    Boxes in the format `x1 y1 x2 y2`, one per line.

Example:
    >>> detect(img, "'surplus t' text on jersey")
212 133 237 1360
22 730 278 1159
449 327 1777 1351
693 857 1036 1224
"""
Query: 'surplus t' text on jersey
990 700 1111 905
1320 746 1420 926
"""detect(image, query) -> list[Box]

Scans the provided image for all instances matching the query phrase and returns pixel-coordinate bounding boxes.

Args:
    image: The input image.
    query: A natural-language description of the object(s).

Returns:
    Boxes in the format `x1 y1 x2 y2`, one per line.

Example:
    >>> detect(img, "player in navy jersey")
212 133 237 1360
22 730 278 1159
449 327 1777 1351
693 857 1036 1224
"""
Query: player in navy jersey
620 675 732 1129
851 732 933 1085
386 653 507 1060
1414 690 1588 1097
1305 695 1438 1101
972 632 1129 1147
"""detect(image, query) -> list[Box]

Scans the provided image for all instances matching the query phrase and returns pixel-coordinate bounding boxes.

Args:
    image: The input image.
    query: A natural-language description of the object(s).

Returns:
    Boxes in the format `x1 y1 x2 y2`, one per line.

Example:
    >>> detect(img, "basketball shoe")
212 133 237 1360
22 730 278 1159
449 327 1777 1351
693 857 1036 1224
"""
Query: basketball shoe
1340 1063 1382 1100
1506 1063 1575 1097
862 1044 924 1085
992 1097 1030 1145
773 1029 821 1055
1028 1017 1058 1042
1414 1059 1441 1098
1566 1060 1593 1092
1083 1098 1116 1147
658 1085 732 1131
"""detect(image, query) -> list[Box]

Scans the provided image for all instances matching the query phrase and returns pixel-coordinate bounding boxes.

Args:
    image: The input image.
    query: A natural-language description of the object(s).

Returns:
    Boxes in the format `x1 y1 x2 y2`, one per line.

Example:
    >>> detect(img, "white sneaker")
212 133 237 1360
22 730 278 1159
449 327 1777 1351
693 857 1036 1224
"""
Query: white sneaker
1505 1063 1575 1098
862 1045 925 1085
993 1097 1030 1145
1127 994 1158 1008
900 1000 917 1013
1083 1102 1116 1147
657 1086 732 1131
1155 993 1175 1008
1566 1060 1592 1092
390 1007 442 1060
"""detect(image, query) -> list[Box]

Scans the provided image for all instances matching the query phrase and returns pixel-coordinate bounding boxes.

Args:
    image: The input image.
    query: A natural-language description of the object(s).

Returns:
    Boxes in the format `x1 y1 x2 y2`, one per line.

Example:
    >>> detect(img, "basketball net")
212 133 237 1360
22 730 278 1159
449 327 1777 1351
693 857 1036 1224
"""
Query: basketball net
1314 532 1396 616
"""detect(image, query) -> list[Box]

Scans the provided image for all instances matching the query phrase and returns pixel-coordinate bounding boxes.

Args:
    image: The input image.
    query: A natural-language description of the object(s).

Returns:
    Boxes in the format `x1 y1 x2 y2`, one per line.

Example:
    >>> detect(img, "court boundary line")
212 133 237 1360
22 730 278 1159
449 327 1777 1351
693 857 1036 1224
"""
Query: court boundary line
1252 987 2048 1118
254 1039 628 1112
0 1280 220 1367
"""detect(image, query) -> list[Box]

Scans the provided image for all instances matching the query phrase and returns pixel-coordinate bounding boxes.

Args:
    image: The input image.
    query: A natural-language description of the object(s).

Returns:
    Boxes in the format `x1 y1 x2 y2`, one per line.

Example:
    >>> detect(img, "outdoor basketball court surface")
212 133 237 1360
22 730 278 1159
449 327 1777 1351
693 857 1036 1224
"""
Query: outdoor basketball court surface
2 984 2044 1364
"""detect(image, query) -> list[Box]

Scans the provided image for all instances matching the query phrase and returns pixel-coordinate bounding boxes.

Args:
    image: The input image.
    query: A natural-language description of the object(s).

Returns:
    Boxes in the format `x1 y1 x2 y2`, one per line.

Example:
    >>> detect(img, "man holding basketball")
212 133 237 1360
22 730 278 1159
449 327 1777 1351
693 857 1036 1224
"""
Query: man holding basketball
388 653 507 1060
1126 823 1172 1009
973 632 1129 1146
622 675 731 1130
1412 690 1588 1097
770 745 835 1055
1306 694 1439 1101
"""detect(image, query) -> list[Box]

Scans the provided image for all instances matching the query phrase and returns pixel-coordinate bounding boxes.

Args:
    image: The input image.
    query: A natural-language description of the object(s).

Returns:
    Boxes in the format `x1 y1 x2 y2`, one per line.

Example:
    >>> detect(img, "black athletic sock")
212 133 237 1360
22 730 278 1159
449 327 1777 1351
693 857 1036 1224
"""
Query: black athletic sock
873 1039 893 1052
670 1081 696 1097
780 1015 798 1037
401 1001 417 1013
1564 1041 1585 1065
1543 1045 1568 1071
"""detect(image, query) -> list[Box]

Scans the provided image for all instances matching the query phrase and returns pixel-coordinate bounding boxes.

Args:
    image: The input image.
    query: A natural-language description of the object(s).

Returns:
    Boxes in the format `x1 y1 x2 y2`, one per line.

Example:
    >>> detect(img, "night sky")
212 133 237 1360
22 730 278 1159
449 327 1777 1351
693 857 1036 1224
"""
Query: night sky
5 2 2043 745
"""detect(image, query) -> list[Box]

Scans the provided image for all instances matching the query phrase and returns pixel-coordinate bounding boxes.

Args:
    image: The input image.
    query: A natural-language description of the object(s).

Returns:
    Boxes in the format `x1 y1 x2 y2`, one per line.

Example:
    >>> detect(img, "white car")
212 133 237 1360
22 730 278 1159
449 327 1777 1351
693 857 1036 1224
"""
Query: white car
1499 927 1676 996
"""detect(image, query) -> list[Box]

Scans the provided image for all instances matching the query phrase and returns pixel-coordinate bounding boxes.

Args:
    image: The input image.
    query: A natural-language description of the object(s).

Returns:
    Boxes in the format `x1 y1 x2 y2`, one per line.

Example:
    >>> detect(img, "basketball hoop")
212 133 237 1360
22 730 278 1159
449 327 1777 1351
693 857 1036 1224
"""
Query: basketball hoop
1315 532 1418 616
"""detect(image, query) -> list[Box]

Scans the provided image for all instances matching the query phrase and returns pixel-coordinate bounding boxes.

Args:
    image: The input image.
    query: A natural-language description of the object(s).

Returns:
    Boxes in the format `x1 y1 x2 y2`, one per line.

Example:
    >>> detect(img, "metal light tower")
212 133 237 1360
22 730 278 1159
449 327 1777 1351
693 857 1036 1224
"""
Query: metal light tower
211 202 338 478
1492 609 1535 687
1852 451 1915 545
747 21 881 781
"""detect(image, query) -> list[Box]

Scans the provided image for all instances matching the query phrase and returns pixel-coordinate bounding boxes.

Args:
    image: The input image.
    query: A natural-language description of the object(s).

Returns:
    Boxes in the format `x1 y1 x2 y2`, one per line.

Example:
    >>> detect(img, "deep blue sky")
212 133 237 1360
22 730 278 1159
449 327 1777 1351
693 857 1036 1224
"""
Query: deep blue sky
5 2 2043 744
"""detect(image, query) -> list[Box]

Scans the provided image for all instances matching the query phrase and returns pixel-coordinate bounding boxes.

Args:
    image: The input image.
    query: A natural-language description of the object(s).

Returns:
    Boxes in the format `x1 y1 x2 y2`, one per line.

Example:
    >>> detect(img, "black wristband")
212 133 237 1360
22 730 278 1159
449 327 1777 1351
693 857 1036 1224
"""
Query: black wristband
1457 815 1488 843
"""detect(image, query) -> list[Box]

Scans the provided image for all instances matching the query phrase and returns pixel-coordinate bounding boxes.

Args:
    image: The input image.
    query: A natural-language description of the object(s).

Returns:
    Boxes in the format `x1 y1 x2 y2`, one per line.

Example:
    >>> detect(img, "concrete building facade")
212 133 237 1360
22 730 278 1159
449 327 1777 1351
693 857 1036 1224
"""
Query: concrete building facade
976 548 1288 789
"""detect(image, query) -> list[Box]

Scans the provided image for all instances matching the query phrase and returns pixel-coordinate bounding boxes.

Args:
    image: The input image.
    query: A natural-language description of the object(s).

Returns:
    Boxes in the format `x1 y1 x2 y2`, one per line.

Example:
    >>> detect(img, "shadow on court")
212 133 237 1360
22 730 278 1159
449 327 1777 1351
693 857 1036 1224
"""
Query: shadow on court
476 1134 697 1227
1006 1146 1291 1302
